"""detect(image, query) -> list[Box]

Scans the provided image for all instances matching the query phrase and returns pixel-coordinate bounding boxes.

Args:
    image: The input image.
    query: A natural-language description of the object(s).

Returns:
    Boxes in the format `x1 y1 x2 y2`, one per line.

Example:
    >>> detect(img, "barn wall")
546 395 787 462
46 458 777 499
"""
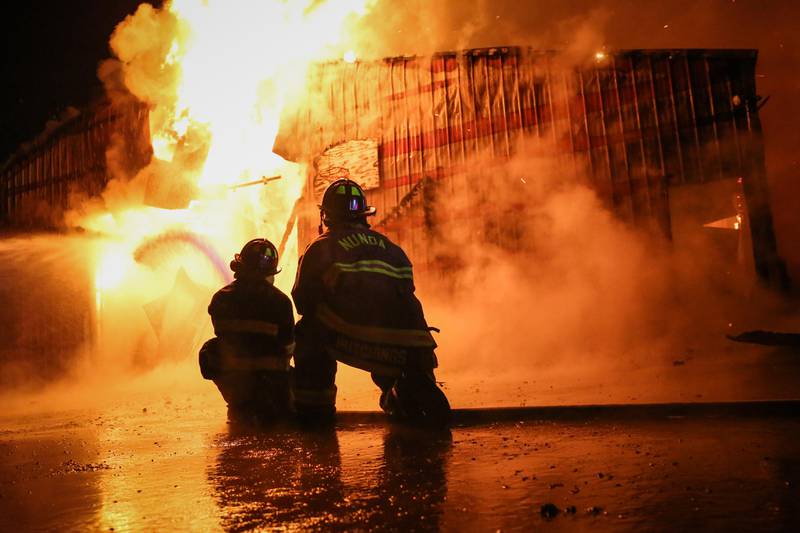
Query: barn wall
0 101 150 228
279 48 786 288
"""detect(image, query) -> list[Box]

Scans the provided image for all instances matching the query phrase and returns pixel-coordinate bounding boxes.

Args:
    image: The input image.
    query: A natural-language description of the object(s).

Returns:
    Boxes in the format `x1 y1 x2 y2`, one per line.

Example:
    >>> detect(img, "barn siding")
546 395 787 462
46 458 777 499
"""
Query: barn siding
0 101 149 227
278 48 785 287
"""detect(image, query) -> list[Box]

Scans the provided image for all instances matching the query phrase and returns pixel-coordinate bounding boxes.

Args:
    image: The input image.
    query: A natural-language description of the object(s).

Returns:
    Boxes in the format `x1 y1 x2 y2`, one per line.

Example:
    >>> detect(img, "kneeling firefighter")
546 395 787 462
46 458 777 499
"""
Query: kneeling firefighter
200 238 295 418
292 178 451 426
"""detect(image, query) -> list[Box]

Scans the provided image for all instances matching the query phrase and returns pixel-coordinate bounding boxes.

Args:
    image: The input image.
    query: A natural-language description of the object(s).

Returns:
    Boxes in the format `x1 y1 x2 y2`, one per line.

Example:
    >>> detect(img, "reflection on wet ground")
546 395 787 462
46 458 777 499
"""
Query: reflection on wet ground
211 421 452 531
1 399 799 531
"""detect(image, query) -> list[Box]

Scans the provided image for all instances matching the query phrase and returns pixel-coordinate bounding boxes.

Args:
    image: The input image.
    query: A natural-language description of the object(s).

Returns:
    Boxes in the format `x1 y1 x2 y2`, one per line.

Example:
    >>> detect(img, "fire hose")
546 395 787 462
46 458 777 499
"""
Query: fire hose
227 173 300 262
277 198 301 260
228 175 282 190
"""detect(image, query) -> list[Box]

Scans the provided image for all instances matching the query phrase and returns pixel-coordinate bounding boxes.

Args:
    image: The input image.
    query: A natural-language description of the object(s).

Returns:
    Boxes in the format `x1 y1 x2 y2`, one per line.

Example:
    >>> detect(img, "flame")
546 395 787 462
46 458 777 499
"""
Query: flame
86 0 374 360
162 0 372 189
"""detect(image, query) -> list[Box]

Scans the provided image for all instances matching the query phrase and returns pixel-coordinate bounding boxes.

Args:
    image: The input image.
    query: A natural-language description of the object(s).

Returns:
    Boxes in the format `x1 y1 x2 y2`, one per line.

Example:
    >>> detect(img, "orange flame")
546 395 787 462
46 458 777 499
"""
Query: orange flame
88 0 374 361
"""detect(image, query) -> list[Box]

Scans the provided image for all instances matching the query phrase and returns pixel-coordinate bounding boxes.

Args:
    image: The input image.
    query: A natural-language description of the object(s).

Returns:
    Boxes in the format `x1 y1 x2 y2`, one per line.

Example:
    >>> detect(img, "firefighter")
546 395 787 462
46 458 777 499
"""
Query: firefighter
200 238 295 419
292 178 451 426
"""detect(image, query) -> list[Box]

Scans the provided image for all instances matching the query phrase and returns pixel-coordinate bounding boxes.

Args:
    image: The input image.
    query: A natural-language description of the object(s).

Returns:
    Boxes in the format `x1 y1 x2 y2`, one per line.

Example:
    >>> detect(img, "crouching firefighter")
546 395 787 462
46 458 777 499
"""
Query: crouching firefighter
292 179 451 426
199 238 295 419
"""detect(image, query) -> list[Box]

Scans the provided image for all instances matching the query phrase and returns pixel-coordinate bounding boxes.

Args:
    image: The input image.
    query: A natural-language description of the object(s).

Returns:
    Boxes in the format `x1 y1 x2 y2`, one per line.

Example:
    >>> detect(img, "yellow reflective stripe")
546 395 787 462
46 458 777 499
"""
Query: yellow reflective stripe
316 304 436 348
334 259 412 273
221 355 290 372
214 319 279 336
294 386 337 406
335 266 413 280
324 260 413 287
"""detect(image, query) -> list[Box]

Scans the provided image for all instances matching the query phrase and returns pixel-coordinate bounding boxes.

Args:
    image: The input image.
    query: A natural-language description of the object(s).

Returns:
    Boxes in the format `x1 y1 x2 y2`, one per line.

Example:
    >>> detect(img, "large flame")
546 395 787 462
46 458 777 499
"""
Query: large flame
85 0 373 364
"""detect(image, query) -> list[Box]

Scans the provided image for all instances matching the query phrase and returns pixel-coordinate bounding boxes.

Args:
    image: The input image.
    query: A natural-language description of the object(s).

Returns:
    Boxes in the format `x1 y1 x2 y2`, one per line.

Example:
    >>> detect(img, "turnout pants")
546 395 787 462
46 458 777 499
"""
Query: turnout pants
200 337 293 418
214 369 292 418
293 318 449 424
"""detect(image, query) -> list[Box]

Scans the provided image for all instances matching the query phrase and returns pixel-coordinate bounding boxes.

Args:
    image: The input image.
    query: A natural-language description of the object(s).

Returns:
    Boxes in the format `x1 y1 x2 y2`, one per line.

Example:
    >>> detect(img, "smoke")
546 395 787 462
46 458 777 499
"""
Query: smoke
0 230 220 417
410 137 795 407
346 0 611 61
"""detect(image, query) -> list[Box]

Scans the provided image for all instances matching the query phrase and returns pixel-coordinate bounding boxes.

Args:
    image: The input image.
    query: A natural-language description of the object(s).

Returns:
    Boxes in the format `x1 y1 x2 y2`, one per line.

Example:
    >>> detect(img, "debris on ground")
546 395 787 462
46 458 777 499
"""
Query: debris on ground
57 460 112 474
540 503 560 519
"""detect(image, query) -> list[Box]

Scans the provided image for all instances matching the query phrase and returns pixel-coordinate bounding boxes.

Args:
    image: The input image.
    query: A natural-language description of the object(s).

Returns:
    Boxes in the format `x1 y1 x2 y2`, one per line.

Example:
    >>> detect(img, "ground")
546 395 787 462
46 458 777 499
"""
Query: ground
2 234 800 530
1 390 798 532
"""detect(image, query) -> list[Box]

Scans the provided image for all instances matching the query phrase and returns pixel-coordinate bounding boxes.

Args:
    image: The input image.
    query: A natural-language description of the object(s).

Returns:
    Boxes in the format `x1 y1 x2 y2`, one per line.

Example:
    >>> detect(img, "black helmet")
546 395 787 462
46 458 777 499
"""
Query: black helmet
230 238 281 277
320 179 376 223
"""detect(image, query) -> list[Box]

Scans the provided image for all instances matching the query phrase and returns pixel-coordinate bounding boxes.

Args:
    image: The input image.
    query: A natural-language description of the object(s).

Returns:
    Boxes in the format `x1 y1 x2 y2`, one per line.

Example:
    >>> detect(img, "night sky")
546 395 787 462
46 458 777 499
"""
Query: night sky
1 1 144 161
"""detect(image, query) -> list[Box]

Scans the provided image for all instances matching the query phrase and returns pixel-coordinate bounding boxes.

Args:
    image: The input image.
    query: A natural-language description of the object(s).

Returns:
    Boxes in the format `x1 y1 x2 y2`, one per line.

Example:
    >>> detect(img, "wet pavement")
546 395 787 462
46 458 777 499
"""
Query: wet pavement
3 235 800 530
1 394 799 532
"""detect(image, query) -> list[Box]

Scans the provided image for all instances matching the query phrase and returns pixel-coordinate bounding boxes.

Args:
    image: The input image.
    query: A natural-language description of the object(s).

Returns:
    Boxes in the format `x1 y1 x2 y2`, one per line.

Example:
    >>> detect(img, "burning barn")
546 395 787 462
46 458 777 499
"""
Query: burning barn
277 47 788 290
0 101 150 227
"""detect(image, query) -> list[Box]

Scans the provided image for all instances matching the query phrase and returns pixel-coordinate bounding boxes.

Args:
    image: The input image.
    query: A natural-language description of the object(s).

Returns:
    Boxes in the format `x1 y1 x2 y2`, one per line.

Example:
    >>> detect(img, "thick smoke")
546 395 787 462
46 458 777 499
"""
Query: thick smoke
346 0 610 60
411 138 795 406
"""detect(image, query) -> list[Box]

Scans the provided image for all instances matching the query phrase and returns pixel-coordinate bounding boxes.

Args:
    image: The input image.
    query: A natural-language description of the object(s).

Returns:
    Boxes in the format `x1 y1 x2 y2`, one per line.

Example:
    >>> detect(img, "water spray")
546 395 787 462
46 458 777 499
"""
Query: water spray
133 229 232 283
145 175 283 210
